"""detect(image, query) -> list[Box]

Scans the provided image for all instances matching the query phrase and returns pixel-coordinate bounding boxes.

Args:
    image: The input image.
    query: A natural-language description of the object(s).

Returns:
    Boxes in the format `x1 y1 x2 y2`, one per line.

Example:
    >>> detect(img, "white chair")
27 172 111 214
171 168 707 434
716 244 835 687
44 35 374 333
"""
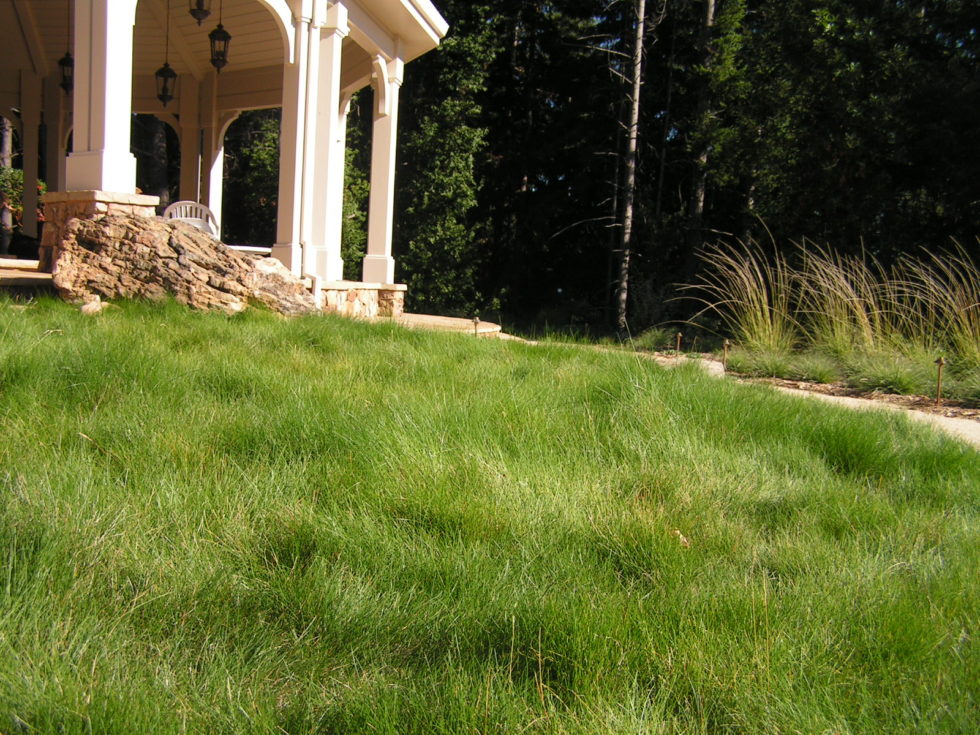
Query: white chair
162 201 219 238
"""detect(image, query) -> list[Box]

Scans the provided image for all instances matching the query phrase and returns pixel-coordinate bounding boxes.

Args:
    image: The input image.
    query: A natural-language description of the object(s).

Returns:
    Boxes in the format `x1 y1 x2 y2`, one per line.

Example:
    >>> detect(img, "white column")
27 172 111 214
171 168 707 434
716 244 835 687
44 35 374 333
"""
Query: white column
65 0 138 193
364 54 403 284
203 136 224 235
20 71 42 238
295 4 324 278
43 76 67 193
273 6 311 274
178 75 202 202
309 3 349 281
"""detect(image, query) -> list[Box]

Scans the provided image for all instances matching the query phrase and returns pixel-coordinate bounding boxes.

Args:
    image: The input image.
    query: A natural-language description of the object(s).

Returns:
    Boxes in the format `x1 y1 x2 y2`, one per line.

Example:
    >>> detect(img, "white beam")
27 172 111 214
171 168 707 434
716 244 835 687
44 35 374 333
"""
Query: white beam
346 3 396 61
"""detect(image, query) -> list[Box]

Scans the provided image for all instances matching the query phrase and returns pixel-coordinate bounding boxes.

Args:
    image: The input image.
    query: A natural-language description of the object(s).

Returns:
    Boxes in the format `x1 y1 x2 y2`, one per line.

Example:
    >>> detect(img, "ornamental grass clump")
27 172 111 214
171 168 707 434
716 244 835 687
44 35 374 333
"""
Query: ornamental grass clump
891 241 980 368
796 241 893 357
687 238 980 400
682 239 798 353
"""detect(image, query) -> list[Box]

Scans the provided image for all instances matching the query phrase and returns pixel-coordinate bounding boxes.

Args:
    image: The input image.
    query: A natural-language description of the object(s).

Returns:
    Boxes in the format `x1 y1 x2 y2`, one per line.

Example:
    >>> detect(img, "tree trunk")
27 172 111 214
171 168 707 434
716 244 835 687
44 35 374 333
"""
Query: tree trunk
1 117 12 255
614 0 646 332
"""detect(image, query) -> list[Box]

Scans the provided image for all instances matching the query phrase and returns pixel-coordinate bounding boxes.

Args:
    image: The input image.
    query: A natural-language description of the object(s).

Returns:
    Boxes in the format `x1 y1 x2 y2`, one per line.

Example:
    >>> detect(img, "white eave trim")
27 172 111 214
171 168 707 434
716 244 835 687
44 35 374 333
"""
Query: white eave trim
406 0 449 40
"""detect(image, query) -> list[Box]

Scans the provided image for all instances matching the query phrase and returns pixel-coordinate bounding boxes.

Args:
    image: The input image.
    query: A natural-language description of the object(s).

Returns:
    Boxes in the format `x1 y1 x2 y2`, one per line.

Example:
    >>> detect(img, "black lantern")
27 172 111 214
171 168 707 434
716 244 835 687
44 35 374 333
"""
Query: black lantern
188 0 211 25
58 52 74 94
209 23 231 72
155 62 177 106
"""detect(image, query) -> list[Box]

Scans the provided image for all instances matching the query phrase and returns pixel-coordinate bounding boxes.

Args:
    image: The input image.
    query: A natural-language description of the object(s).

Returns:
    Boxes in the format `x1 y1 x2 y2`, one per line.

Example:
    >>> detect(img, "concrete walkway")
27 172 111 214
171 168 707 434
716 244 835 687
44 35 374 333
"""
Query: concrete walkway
767 385 980 450
393 313 502 336
638 351 979 451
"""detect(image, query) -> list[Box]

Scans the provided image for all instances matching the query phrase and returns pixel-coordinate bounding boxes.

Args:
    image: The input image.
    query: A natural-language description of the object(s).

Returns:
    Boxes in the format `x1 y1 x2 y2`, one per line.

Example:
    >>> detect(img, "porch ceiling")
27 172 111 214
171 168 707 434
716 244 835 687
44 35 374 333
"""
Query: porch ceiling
2 1 286 82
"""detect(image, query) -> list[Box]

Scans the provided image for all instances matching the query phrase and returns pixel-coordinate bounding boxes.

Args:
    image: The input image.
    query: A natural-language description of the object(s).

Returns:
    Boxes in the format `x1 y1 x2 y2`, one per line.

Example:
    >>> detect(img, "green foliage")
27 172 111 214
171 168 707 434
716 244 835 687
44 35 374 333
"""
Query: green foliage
222 110 281 245
0 298 977 732
341 92 371 281
684 239 799 352
0 166 45 228
395 1 495 314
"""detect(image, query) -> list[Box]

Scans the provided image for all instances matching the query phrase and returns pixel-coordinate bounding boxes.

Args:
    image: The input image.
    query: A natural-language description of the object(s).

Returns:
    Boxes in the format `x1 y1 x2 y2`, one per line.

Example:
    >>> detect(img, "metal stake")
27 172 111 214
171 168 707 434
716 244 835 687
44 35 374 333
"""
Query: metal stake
935 356 946 407
473 316 480 337
675 332 682 356
723 339 730 371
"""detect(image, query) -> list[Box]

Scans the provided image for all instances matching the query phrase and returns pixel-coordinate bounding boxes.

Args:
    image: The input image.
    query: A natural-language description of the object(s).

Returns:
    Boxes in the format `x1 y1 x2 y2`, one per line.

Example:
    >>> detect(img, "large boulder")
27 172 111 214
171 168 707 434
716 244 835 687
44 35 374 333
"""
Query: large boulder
51 214 317 316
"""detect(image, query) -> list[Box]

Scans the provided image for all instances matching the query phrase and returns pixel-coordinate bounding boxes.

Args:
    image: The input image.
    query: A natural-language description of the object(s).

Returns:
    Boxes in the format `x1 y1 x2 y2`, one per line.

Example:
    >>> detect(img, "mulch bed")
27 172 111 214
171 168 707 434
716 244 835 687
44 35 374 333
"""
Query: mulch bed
740 376 980 423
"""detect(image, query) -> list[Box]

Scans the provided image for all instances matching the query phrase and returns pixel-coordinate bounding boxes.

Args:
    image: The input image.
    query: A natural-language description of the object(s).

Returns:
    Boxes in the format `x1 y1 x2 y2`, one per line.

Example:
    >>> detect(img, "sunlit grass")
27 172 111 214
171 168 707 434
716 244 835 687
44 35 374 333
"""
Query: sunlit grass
1 297 977 733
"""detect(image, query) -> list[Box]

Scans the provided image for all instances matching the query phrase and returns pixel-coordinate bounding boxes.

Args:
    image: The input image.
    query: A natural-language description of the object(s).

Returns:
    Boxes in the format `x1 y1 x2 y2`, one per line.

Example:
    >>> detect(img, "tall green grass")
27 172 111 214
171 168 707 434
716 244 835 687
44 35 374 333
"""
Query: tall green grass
686 239 980 399
682 239 798 353
1 297 977 733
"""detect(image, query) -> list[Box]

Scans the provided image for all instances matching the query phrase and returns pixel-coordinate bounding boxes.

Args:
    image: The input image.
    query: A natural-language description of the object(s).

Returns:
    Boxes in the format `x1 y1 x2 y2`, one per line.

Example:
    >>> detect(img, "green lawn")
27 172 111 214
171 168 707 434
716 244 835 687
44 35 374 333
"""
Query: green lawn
1 297 977 734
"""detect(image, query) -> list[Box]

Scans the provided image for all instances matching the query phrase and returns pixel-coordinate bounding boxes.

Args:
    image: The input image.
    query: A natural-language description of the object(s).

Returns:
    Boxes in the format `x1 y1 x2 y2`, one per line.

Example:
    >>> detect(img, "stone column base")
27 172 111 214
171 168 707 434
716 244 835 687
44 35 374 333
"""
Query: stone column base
39 190 160 272
322 281 407 318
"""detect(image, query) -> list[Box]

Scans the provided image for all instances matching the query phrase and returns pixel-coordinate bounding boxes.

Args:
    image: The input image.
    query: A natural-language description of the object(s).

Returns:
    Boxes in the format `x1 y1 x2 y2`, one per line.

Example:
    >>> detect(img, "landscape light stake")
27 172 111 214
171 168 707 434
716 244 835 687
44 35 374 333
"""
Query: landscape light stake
723 339 730 371
935 356 946 407
675 332 682 356
473 316 480 337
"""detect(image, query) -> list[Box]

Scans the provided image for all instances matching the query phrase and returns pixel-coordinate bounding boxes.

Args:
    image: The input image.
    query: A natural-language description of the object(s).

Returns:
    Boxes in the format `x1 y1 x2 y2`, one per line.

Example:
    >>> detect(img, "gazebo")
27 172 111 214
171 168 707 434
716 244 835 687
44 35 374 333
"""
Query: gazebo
0 0 447 296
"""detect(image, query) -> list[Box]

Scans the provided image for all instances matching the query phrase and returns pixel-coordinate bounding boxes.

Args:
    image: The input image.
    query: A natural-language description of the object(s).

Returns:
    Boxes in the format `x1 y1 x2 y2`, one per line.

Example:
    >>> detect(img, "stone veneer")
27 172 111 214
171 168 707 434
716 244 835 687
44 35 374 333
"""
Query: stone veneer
39 191 160 272
322 281 406 318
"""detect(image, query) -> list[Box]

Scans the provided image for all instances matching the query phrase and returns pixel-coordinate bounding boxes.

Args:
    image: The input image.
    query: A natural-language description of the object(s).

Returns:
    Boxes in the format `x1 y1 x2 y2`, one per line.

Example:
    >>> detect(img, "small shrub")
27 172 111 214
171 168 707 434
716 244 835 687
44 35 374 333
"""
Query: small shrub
786 352 842 384
632 327 673 352
844 353 934 396
727 347 793 378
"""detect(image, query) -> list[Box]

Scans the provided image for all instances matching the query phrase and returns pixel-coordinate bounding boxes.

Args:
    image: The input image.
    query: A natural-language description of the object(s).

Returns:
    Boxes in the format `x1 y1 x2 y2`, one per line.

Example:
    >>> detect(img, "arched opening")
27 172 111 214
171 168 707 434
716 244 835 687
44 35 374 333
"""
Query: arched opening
131 114 180 211
222 108 280 246
128 0 290 237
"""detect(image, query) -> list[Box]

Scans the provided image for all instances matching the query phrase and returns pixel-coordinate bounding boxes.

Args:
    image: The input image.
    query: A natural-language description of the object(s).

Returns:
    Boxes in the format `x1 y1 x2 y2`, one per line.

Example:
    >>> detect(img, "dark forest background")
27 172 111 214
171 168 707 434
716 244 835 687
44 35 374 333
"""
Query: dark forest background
194 0 979 331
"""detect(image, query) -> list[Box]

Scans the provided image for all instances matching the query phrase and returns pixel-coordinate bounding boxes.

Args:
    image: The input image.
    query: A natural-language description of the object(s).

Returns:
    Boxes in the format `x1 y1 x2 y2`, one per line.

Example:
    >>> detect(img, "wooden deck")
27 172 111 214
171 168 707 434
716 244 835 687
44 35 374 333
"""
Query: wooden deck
0 260 53 293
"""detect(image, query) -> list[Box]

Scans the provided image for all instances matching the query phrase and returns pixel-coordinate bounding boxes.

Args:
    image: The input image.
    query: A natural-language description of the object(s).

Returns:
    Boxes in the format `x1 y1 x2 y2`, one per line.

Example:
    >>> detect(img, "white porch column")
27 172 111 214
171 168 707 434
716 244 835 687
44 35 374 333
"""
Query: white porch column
363 54 403 284
272 1 316 275
20 71 42 238
198 70 236 238
309 2 349 281
65 0 138 193
43 76 68 193
178 75 202 202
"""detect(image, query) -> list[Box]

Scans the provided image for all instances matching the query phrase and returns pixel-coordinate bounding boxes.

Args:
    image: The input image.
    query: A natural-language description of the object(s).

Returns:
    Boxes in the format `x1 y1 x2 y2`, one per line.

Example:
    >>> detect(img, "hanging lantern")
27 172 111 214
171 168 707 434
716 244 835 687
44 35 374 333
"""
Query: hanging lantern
155 62 177 106
59 0 73 94
209 24 231 72
188 0 211 25
155 0 177 106
58 52 74 94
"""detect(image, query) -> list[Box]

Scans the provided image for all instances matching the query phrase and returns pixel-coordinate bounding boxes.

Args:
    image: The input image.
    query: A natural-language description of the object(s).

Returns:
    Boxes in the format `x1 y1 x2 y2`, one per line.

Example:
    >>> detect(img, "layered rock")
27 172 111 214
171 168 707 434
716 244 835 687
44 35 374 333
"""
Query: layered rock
51 214 317 316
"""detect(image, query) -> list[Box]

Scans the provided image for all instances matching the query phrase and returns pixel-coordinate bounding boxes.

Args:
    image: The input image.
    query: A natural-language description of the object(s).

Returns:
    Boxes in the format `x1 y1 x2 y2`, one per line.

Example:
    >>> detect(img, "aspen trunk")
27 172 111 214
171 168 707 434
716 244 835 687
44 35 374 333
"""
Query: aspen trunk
1 117 12 255
614 0 646 332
